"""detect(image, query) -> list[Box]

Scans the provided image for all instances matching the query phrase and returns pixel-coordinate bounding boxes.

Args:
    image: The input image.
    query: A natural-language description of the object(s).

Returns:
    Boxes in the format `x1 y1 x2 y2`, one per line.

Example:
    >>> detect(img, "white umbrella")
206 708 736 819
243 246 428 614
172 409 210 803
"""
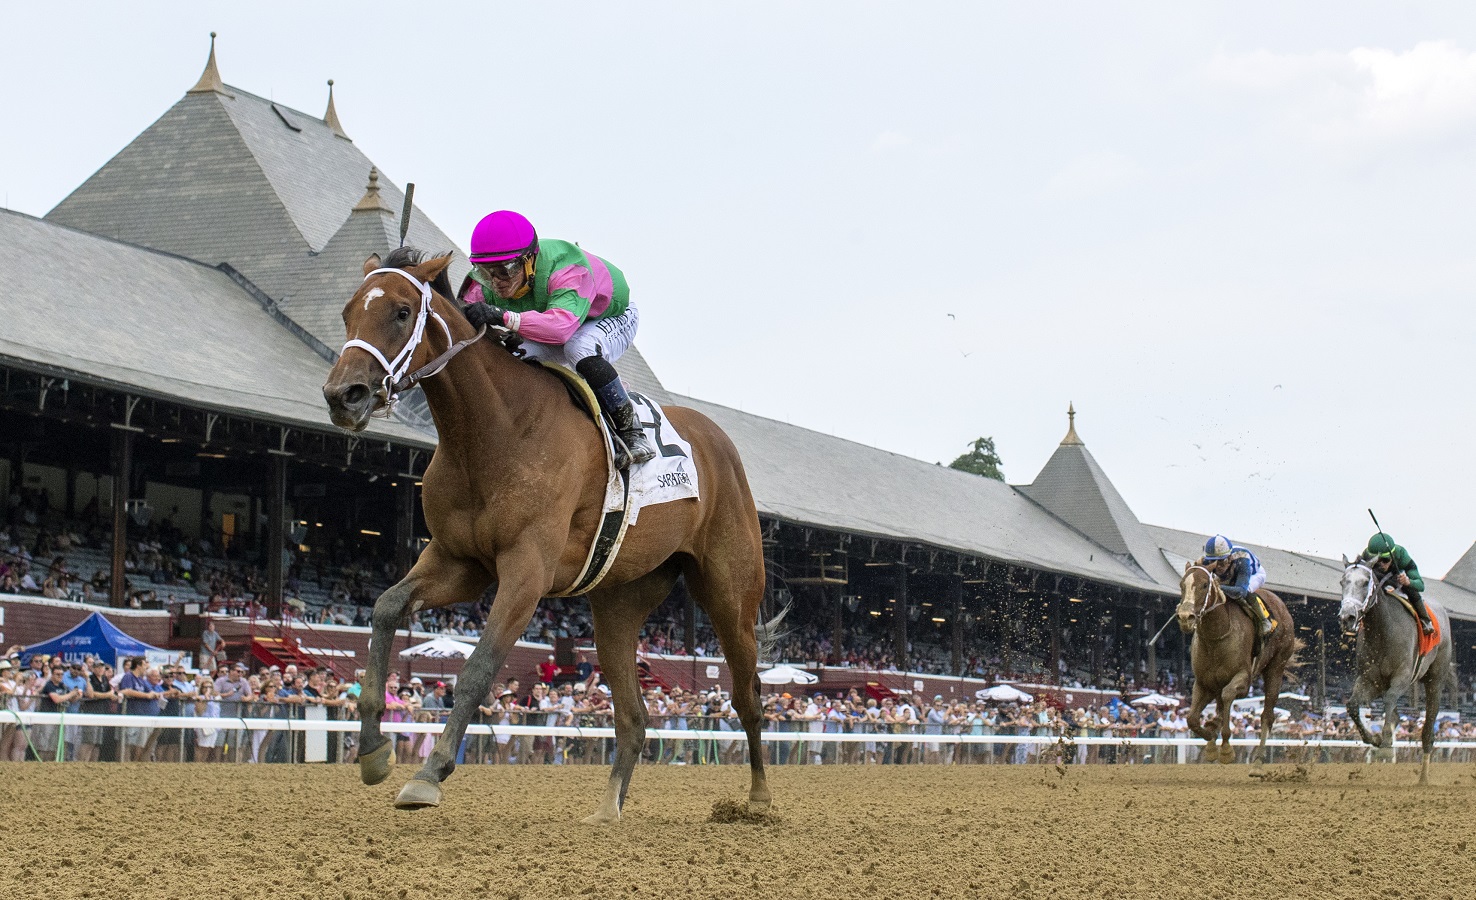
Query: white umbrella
975 684 1033 703
1130 692 1180 708
759 664 818 685
399 636 479 659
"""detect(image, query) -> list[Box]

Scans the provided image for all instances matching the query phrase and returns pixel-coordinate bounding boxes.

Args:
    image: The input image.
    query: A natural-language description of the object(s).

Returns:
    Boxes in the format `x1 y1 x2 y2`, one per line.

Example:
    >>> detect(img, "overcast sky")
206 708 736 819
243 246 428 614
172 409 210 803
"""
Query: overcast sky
5 3 1475 572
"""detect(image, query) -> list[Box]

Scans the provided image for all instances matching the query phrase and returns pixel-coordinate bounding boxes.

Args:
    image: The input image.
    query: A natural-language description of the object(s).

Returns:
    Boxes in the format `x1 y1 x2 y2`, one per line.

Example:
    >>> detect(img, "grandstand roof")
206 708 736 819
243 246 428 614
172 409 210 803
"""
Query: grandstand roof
0 209 429 447
41 40 669 413
675 394 1167 593
678 394 1476 620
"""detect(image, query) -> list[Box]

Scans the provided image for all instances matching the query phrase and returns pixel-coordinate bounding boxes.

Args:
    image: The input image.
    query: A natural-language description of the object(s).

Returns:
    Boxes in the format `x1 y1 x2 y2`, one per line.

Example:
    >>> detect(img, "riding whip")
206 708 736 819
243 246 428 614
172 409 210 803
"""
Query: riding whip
1146 615 1175 648
1368 508 1390 552
398 182 415 248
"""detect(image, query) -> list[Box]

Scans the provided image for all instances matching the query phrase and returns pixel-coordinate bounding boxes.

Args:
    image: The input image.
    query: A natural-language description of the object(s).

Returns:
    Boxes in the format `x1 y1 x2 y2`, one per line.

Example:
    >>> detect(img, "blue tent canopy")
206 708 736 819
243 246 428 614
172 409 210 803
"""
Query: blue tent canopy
22 612 166 666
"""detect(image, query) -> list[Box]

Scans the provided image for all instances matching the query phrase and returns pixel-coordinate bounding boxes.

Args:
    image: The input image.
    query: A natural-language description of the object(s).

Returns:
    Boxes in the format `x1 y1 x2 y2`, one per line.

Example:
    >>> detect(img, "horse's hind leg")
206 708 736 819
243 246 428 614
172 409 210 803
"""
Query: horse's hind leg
583 565 679 825
684 547 770 812
1377 688 1401 764
1419 673 1441 786
1251 665 1286 771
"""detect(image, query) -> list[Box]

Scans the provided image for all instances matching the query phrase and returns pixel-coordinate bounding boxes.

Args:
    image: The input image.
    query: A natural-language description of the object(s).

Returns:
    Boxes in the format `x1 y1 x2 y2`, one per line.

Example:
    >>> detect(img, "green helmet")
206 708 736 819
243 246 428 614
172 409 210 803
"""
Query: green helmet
1365 533 1397 558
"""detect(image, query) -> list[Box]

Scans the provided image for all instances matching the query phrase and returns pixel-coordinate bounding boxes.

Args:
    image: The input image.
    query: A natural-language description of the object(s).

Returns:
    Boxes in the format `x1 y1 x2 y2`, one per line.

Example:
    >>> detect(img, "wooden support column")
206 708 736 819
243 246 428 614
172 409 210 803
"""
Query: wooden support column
394 478 416 578
681 579 697 655
266 452 287 619
1048 595 1061 683
108 423 139 607
1145 606 1158 685
893 563 909 671
950 575 964 676
831 583 844 666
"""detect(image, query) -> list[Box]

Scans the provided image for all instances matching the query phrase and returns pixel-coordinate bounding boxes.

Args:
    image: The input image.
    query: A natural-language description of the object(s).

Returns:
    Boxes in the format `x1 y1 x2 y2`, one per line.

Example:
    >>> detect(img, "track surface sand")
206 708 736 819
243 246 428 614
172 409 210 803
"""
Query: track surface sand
4 761 1473 899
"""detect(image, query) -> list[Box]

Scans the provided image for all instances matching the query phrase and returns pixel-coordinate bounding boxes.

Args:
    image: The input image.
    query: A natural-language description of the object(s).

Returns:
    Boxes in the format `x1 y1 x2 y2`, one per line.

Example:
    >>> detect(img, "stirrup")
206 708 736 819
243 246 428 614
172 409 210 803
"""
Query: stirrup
1419 619 1434 635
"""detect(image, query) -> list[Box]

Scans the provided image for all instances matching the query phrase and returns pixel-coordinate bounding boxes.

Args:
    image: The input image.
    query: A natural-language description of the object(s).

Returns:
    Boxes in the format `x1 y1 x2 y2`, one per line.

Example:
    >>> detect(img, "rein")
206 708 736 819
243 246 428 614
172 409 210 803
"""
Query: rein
339 267 491 416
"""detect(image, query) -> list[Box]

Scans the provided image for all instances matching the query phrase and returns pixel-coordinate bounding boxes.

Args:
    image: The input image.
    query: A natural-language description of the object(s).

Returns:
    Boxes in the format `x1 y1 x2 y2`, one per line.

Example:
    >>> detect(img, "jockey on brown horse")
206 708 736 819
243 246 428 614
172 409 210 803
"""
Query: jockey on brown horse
1196 535 1276 637
457 210 656 468
323 247 774 822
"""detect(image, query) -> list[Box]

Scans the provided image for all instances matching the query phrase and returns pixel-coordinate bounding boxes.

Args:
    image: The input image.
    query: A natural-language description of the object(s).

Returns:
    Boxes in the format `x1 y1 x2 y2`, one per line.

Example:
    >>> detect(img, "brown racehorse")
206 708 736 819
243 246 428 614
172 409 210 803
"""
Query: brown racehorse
1176 563 1296 767
321 249 774 822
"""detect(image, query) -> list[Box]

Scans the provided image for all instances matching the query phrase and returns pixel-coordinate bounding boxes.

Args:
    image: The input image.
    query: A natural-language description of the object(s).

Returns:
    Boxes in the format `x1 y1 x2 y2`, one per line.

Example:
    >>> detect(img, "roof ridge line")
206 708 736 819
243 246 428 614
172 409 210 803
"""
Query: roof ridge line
215 263 338 365
670 392 1018 482
3 207 249 273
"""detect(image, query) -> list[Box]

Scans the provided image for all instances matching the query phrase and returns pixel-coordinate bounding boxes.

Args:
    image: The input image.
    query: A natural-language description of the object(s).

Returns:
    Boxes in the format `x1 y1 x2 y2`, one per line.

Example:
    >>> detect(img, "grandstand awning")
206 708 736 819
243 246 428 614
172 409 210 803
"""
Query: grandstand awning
21 612 168 668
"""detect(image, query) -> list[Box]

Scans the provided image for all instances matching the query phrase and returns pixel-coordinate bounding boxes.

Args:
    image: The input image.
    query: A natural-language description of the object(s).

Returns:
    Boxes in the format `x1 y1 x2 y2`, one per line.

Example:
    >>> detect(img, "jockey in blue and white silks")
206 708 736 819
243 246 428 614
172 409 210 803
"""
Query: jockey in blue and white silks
1198 534 1275 636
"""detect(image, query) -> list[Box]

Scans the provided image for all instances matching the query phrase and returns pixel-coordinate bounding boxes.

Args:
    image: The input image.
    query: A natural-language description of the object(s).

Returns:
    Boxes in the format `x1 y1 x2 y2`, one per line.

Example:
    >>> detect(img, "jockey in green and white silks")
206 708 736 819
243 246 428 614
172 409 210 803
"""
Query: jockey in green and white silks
458 210 655 466
1197 534 1276 637
1363 533 1433 635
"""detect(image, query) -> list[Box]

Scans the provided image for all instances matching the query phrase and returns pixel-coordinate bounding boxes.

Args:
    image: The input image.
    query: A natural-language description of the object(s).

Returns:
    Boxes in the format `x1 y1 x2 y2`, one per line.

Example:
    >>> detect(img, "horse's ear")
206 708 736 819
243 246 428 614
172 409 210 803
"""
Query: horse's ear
409 252 454 284
363 254 382 276
1342 553 1350 566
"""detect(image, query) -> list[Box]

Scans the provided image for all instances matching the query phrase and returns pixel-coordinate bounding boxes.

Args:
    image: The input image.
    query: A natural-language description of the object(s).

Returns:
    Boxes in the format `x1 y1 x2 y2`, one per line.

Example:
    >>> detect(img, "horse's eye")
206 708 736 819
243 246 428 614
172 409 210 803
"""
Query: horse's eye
396 306 411 322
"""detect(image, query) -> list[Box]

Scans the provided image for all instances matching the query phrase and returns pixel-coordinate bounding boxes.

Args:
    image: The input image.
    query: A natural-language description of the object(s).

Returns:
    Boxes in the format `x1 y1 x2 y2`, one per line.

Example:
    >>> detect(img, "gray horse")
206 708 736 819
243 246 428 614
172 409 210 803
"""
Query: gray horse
1338 558 1454 785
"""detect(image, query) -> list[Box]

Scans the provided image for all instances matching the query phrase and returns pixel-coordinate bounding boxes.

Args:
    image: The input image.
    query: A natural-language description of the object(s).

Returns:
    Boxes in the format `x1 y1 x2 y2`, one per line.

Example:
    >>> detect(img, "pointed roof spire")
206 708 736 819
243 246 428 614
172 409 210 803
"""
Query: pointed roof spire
352 167 393 214
187 32 228 95
1061 402 1083 446
324 79 351 140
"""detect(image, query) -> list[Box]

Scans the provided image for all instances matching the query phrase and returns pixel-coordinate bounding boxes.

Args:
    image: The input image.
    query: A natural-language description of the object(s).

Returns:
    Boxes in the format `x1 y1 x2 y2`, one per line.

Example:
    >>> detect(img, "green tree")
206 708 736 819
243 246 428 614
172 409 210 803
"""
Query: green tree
948 436 1004 481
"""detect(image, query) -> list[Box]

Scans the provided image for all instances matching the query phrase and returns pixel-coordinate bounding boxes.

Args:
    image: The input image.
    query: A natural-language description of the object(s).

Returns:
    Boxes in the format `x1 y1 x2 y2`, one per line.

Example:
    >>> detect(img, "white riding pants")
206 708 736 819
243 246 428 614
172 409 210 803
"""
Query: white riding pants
518 306 639 368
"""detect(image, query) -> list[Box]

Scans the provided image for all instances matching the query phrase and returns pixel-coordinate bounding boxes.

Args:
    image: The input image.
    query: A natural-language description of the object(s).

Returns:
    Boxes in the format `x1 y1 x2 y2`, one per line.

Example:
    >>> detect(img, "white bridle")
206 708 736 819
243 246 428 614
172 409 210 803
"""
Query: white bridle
1178 565 1227 624
1339 562 1379 632
339 268 454 416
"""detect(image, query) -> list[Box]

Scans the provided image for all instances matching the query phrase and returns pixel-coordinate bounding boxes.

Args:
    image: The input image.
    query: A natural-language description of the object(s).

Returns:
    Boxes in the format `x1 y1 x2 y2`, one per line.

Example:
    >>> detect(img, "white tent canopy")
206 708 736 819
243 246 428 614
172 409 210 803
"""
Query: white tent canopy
1130 692 1181 708
399 636 479 659
975 684 1033 703
759 664 818 685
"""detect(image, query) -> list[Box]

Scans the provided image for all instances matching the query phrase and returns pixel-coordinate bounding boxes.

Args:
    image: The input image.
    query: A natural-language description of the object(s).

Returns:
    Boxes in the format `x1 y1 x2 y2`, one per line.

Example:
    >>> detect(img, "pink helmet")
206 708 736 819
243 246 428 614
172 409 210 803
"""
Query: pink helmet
469 210 538 263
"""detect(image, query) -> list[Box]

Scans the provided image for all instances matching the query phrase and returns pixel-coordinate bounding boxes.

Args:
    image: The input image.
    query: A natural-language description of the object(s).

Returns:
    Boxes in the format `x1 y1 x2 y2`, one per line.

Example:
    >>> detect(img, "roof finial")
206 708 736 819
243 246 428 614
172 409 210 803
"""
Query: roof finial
353 167 393 214
187 32 227 95
324 78 351 140
1061 402 1083 446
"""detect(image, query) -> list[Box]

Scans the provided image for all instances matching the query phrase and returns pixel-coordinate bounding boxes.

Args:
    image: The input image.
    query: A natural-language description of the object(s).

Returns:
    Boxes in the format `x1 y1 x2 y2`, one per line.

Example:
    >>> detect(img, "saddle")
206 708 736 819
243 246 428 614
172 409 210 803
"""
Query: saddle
1383 587 1442 658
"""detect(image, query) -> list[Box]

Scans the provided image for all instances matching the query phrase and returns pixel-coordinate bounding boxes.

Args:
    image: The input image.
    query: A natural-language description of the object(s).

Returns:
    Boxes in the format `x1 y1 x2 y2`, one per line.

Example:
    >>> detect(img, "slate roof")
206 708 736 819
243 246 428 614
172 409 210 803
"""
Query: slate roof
0 210 431 447
672 394 1168 593
1018 430 1181 587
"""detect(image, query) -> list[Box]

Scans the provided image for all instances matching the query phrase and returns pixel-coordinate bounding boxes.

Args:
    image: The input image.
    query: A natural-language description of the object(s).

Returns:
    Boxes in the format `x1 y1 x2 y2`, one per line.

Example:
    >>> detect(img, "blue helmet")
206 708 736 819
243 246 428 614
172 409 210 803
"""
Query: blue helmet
1203 534 1234 561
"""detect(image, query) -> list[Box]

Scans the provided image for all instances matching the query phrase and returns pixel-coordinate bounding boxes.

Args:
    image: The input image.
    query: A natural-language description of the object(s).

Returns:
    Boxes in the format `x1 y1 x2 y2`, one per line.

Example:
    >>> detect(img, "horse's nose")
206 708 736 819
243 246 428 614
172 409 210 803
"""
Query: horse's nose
323 381 373 429
1176 612 1194 633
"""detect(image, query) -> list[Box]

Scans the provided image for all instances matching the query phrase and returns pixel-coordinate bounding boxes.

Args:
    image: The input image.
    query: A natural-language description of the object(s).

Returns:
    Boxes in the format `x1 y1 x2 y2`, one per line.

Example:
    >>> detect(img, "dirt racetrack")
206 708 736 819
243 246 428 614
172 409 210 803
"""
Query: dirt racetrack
4 761 1473 899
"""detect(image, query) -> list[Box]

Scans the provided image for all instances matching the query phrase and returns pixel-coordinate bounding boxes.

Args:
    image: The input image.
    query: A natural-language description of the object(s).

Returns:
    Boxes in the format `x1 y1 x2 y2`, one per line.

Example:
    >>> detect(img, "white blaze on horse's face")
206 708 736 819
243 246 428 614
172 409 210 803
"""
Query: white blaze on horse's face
1338 564 1373 633
362 287 385 310
1176 571 1200 633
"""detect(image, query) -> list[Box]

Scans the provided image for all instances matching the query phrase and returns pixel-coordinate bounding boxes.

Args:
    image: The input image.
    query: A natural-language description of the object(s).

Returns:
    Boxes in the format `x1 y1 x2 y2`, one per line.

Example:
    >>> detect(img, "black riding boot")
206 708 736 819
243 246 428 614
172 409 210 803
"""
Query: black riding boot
577 356 657 467
1407 587 1435 635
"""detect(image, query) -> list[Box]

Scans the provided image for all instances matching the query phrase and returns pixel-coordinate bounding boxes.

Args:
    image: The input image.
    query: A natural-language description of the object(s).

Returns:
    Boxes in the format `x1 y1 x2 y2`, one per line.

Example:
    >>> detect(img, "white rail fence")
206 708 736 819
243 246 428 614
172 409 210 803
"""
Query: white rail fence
8 711 1474 766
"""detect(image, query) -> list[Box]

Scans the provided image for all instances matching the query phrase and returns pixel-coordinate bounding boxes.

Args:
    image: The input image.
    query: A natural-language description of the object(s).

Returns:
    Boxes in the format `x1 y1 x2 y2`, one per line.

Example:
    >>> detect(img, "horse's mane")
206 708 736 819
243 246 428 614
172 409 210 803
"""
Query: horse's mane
382 246 456 301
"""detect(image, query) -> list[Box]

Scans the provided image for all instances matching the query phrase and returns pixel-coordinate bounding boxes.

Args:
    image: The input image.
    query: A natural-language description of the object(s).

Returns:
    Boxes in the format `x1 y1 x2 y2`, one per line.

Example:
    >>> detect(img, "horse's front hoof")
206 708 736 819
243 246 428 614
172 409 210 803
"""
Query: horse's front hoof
748 798 772 814
581 808 621 826
394 778 443 809
1218 745 1235 764
359 741 393 786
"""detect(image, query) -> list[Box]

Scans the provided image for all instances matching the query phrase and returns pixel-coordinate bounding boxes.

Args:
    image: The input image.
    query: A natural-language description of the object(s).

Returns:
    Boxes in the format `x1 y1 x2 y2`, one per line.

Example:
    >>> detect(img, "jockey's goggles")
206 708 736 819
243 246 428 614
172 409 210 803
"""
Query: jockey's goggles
473 257 526 280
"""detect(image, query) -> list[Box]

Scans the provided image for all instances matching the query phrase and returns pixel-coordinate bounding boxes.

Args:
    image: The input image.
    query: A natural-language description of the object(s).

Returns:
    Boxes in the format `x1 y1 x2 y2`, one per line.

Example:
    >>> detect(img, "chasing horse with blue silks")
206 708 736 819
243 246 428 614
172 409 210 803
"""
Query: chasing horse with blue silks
1338 541 1454 785
322 247 781 821
1177 538 1297 768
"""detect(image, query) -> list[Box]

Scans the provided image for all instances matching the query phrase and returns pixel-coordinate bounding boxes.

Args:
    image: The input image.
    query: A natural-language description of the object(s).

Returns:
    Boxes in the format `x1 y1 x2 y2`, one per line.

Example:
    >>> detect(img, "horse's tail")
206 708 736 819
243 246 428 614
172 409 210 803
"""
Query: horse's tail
755 602 791 661
1286 637 1306 669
